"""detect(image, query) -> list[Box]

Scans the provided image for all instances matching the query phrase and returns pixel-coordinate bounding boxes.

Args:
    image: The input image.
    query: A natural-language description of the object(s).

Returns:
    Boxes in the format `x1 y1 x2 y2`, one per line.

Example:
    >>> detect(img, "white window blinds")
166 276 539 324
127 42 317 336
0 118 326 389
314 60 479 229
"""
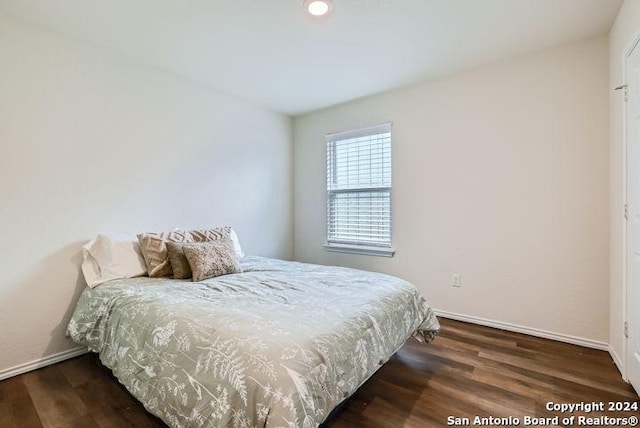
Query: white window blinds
326 123 392 249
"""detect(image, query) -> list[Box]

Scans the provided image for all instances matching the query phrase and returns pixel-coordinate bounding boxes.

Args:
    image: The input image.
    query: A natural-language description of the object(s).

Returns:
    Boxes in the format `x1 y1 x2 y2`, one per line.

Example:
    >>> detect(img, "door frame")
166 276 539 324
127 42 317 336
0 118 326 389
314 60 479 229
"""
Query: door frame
622 31 640 383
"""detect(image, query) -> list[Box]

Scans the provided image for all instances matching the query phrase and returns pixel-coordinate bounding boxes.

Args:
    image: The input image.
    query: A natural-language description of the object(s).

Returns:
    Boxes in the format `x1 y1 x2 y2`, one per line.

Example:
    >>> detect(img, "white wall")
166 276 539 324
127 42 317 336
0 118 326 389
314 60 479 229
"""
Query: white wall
609 0 640 371
294 37 610 344
0 15 292 375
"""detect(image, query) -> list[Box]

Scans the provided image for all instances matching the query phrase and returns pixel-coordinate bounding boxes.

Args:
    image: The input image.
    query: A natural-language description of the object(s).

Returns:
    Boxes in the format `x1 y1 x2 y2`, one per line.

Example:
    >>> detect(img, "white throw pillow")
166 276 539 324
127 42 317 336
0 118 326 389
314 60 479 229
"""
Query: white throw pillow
82 234 147 288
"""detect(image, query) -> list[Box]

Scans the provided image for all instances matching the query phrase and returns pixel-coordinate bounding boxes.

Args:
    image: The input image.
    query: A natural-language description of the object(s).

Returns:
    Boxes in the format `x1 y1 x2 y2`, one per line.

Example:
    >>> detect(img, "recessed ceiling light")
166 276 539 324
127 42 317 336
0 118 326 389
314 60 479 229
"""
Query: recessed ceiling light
304 0 333 17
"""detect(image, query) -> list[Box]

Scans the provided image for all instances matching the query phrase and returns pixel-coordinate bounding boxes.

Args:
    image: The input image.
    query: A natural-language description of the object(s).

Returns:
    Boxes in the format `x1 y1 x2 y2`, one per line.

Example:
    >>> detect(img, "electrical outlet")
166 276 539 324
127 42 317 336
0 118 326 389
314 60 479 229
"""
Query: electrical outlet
452 274 461 288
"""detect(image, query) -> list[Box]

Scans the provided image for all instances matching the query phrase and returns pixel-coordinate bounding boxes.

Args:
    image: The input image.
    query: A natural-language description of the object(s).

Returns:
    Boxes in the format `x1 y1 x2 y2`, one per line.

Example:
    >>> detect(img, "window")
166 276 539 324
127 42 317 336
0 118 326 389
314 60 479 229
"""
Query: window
325 123 393 257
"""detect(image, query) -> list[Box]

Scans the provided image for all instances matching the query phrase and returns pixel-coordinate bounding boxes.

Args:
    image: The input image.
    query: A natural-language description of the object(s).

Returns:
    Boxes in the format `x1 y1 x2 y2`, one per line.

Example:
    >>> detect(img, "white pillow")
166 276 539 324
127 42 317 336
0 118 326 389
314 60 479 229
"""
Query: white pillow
229 228 245 258
82 234 147 288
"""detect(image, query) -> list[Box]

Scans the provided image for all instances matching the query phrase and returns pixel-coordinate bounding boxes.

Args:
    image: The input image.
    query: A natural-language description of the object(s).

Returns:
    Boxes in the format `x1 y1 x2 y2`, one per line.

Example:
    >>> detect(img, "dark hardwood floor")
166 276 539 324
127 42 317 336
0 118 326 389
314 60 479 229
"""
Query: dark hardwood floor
1 318 637 427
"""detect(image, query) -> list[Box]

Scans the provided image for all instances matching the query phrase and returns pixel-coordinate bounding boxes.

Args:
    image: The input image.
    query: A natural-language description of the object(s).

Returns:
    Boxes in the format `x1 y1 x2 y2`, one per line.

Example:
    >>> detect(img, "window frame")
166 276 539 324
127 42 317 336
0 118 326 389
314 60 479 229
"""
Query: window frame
324 123 394 257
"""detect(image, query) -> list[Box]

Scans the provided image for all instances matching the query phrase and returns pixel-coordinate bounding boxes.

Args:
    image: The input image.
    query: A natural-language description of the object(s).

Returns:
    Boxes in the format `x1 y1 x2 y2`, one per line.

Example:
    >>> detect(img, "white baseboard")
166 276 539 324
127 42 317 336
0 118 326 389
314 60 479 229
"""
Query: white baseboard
609 345 626 381
0 347 88 381
434 309 609 351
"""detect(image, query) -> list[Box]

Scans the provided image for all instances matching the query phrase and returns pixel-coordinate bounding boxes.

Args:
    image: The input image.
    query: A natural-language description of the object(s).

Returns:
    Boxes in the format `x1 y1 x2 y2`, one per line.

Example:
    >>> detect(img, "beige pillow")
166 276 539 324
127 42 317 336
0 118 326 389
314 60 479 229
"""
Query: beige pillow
137 231 191 277
166 241 192 279
182 241 242 282
137 227 235 278
193 227 244 259
166 240 233 279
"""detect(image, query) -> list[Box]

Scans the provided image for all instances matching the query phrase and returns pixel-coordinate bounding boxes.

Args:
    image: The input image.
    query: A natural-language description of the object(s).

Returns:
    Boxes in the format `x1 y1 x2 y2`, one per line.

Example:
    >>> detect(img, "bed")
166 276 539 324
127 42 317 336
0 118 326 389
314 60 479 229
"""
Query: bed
67 256 439 428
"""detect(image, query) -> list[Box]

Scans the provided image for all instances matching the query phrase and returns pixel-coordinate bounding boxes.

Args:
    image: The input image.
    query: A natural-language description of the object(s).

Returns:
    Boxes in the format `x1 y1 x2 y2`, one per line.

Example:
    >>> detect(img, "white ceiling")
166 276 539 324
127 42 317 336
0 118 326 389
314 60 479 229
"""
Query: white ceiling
0 0 623 115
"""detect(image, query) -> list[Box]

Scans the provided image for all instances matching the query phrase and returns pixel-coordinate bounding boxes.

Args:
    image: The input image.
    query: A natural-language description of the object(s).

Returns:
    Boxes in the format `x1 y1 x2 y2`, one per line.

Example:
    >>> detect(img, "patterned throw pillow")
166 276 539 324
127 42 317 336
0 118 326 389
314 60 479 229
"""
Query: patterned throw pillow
137 227 233 278
182 241 243 282
166 240 233 279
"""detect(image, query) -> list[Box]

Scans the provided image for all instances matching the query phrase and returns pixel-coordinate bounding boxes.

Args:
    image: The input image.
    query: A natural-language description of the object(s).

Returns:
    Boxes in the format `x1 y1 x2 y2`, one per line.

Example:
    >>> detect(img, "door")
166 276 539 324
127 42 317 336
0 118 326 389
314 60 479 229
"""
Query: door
626 39 640 395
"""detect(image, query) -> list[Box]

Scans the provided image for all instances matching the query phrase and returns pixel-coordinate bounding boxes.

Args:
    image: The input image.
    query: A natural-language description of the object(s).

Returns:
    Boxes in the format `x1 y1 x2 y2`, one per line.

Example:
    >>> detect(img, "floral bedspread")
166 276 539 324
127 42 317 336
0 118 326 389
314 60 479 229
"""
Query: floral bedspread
67 256 439 428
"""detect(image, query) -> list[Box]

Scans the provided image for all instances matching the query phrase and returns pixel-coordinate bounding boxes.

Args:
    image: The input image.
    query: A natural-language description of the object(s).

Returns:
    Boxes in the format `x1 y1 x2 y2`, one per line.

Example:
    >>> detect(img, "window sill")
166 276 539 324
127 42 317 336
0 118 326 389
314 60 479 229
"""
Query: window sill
323 244 395 257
